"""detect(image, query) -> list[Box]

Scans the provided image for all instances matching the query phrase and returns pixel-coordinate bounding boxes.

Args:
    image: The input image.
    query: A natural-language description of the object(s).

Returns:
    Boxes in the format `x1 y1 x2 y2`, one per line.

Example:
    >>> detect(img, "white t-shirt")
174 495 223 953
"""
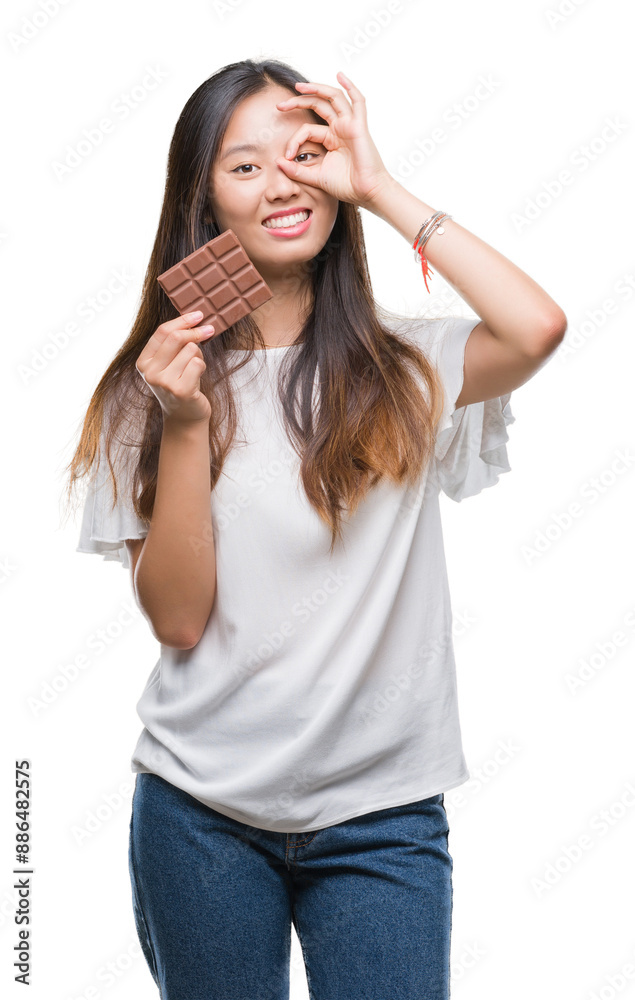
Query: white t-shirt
76 314 515 832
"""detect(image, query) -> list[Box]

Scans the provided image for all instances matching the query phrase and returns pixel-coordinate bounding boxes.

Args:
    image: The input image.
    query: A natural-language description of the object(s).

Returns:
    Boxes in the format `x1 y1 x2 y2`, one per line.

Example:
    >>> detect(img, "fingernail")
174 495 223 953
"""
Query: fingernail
199 325 214 334
190 310 203 319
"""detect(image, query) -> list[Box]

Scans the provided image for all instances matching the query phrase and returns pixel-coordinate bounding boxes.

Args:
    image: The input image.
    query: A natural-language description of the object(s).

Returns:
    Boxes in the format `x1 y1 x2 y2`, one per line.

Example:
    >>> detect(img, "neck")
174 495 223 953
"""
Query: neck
250 271 313 349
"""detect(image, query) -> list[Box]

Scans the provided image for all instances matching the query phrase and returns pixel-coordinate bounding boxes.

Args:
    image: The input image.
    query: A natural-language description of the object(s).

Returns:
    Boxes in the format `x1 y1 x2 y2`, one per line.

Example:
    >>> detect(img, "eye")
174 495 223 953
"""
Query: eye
231 152 320 175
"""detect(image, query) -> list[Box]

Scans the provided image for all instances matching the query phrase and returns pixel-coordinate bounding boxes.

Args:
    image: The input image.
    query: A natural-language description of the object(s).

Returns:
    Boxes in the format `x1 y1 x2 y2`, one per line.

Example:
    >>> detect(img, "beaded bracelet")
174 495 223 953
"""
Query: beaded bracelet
413 212 452 292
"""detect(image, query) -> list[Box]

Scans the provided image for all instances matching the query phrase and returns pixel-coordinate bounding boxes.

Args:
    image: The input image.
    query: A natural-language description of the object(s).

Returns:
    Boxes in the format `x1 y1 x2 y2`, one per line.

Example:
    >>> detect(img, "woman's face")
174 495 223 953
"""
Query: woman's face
208 85 340 286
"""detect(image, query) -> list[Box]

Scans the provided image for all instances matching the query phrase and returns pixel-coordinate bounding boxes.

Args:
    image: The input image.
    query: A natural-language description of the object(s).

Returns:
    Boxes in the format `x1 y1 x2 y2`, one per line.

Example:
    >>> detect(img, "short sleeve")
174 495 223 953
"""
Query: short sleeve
425 316 516 502
75 425 150 570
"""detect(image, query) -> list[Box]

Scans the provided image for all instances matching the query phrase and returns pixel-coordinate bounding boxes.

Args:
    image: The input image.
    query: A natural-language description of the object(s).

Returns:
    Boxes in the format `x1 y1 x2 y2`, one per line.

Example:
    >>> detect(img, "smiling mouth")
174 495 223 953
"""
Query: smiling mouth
262 209 312 230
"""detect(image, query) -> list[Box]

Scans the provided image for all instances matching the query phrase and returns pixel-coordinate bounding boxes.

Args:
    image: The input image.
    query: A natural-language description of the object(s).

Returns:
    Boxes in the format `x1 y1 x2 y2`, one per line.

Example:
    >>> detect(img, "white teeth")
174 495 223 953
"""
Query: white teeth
262 210 310 229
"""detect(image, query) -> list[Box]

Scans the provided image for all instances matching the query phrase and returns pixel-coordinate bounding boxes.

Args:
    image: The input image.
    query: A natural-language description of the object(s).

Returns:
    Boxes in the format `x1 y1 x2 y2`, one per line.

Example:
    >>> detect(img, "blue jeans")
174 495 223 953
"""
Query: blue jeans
128 771 454 999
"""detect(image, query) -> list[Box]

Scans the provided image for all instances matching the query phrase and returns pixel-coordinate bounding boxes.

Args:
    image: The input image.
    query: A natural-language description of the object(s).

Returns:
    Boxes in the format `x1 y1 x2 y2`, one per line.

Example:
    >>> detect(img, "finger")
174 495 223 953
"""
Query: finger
335 71 367 121
170 356 208 401
138 314 215 369
155 354 207 414
161 339 207 383
160 310 210 341
142 311 211 357
280 122 329 163
177 357 208 399
291 74 367 124
148 324 215 373
294 80 353 119
277 90 345 124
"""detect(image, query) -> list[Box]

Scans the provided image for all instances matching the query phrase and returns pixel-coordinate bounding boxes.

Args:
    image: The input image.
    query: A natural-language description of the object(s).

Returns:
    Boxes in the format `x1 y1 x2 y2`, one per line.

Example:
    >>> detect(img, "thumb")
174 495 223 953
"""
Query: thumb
276 156 320 186
276 155 299 175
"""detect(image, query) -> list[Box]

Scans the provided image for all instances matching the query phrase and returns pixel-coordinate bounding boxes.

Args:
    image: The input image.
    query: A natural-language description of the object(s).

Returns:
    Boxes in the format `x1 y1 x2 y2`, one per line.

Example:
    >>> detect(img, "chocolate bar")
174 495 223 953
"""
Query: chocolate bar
157 229 273 335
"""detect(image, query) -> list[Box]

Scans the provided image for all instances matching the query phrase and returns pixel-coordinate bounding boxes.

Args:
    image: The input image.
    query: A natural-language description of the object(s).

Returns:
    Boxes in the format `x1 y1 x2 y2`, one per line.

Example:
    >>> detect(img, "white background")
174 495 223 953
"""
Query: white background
3 0 634 997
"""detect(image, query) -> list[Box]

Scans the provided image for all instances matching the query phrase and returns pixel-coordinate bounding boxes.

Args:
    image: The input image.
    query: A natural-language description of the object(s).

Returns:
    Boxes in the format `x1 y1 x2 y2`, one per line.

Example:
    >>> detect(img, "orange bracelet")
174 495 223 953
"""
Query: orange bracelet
413 213 452 292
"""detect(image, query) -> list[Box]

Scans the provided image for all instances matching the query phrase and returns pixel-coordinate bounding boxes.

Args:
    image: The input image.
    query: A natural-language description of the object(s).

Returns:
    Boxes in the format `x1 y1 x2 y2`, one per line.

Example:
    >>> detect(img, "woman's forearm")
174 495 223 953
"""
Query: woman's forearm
364 177 567 352
134 417 216 649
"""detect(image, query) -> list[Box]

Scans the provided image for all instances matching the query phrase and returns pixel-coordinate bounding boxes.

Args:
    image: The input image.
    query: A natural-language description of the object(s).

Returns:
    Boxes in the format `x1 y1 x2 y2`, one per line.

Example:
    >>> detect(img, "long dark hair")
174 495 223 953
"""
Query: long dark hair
63 58 446 555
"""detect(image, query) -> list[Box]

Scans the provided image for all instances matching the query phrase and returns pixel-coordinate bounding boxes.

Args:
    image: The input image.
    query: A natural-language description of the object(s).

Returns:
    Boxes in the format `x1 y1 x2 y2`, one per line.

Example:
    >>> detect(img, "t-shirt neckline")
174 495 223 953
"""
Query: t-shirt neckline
225 343 303 354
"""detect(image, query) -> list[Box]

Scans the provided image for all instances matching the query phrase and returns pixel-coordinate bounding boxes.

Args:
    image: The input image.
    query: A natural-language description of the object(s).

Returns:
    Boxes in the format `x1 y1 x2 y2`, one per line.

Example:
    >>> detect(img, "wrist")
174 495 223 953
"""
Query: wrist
162 414 210 438
361 171 401 214
361 173 402 214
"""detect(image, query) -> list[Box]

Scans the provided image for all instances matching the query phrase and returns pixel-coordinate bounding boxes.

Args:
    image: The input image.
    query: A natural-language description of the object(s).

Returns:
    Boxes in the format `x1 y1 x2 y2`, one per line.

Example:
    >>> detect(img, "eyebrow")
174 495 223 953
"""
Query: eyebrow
220 143 264 162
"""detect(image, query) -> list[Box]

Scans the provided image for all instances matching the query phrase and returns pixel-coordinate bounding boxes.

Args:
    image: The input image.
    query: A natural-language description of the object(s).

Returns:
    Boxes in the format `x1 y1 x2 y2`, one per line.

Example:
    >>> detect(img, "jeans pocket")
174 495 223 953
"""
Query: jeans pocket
128 811 160 986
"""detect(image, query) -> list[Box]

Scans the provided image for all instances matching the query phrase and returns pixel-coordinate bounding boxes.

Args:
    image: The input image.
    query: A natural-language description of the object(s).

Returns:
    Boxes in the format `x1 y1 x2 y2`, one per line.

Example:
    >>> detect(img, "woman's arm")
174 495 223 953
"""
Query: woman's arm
126 417 216 650
364 179 568 406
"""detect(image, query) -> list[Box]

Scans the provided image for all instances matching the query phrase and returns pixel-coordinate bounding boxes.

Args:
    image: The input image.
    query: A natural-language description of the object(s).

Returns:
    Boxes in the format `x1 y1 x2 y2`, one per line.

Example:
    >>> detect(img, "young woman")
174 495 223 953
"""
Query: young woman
68 58 566 1000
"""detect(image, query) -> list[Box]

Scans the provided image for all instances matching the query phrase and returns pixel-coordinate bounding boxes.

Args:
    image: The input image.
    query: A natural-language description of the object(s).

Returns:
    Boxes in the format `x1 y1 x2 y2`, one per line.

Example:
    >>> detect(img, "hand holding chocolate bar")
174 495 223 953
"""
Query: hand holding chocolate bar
135 311 219 425
145 229 273 424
